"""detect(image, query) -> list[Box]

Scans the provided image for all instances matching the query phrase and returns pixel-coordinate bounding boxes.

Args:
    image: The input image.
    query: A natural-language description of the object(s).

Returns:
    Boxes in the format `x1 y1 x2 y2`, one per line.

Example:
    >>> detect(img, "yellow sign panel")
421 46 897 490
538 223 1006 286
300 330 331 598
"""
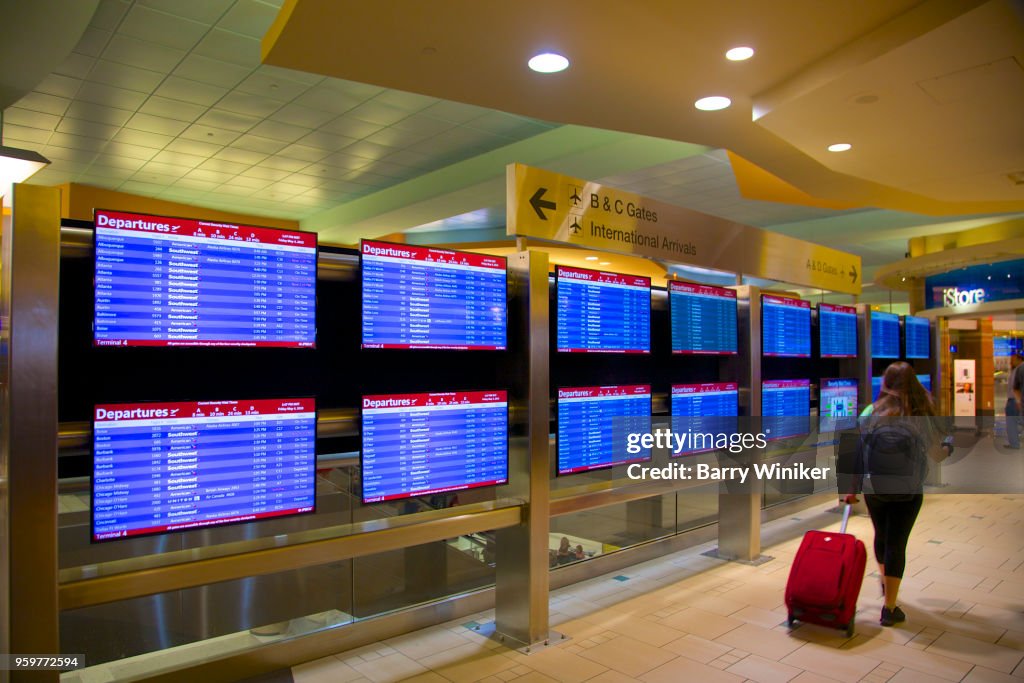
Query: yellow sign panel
506 163 861 295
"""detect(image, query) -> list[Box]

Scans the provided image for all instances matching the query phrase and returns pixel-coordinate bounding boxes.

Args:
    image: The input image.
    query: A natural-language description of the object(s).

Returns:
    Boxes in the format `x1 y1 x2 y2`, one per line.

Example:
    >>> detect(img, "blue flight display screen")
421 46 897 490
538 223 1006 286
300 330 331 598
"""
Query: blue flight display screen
669 282 738 354
556 266 650 353
872 374 931 400
94 209 317 348
918 374 931 392
820 378 858 432
762 379 810 441
670 383 739 455
361 240 507 350
871 311 900 358
905 316 930 359
557 385 651 474
762 295 811 357
361 391 508 503
819 303 857 358
92 398 316 542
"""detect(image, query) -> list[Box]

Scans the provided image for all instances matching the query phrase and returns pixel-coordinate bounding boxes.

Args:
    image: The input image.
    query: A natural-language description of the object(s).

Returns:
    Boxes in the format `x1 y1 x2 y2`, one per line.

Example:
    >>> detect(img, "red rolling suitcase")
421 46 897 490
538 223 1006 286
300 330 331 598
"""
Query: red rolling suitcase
785 504 867 637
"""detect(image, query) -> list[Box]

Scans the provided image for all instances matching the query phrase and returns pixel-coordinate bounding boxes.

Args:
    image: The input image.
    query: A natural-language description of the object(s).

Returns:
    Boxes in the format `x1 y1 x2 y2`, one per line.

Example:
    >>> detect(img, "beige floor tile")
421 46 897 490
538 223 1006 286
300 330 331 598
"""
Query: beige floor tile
788 672 843 683
962 666 1024 683
996 629 1024 650
577 634 677 677
914 566 985 590
598 614 687 647
725 654 803 683
963 603 1024 633
783 623 859 648
662 633 734 664
684 593 749 616
660 606 744 640
887 669 952 683
397 673 448 683
735 606 788 629
512 672 561 683
503 646 608 683
639 655 745 683
419 644 516 683
780 642 881 683
841 636 972 681
897 600 1007 643
350 652 427 683
925 632 1024 674
586 670 643 683
715 623 804 661
294 655 366 682
384 626 475 661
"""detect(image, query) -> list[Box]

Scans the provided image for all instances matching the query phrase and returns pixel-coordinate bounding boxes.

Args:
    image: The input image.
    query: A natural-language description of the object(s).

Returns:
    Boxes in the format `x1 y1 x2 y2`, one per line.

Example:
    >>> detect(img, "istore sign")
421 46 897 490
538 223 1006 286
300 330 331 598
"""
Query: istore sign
942 287 986 307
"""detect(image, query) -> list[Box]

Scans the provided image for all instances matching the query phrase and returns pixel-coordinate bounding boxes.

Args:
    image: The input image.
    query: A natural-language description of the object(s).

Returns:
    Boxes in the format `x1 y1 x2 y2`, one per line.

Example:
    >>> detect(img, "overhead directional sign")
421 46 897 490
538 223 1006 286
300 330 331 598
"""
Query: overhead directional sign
506 163 862 294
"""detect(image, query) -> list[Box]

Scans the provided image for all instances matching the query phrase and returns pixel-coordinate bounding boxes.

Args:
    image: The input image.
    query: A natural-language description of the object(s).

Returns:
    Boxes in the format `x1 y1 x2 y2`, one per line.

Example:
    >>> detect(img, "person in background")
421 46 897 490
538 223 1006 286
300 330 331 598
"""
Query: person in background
1005 353 1023 449
845 362 952 627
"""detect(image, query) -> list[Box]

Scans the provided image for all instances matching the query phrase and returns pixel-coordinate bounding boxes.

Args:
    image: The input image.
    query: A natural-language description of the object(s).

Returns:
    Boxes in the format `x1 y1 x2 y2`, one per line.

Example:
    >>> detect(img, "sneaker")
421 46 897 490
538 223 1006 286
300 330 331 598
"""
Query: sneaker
880 606 906 627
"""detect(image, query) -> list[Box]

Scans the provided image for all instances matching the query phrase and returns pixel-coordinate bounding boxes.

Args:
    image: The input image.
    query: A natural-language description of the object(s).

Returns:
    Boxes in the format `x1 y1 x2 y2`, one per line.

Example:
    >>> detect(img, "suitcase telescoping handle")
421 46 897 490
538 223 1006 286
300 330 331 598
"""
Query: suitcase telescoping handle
840 503 852 534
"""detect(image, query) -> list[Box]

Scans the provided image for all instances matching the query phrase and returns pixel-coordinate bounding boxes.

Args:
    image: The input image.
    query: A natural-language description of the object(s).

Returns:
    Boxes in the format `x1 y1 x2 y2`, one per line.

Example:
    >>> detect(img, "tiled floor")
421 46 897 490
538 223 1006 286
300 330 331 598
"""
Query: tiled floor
293 494 1024 683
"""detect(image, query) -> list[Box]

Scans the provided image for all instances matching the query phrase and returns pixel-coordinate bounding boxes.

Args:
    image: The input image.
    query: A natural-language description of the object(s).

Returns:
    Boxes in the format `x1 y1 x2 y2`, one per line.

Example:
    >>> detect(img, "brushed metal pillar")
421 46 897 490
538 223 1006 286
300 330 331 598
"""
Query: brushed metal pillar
717 286 763 561
0 200 7 683
3 185 61 682
494 249 550 649
856 305 873 406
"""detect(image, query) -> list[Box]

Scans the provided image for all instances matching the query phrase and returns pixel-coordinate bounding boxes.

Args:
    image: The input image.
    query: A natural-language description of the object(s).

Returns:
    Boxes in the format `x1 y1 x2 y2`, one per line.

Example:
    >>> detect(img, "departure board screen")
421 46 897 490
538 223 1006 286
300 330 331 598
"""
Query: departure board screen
762 295 811 357
361 391 508 503
872 374 930 400
819 303 857 358
670 383 739 455
820 378 858 432
94 209 316 348
556 266 650 353
871 311 900 358
762 379 810 441
92 398 316 542
361 240 506 350
669 282 738 355
905 315 930 359
557 385 651 474
917 374 931 393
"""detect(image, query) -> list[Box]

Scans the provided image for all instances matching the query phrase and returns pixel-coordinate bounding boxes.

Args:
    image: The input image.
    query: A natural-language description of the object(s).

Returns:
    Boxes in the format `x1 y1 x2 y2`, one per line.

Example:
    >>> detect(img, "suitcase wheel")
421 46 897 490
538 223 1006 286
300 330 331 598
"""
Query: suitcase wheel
786 613 795 628
845 621 855 638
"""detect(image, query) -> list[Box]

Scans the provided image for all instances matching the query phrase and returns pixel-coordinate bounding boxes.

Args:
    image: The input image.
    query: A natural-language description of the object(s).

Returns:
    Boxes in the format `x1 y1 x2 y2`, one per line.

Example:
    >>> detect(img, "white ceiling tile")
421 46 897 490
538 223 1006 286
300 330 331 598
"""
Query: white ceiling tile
235 69 311 100
119 4 209 51
185 168 235 183
12 92 71 117
343 140 395 161
256 156 309 172
341 169 393 188
138 0 233 25
278 172 324 189
197 157 250 175
192 28 260 67
138 161 192 177
231 133 288 154
221 174 270 190
216 0 280 38
371 90 439 113
390 114 455 136
276 144 329 163
270 103 335 129
318 116 383 139
56 118 119 140
55 53 97 80
160 139 219 159
466 111 540 137
113 127 174 149
91 153 147 171
83 164 137 181
247 119 309 143
137 96 207 122
125 112 189 136
180 123 242 145
102 34 186 73
1 124 51 145
420 100 491 124
173 54 251 89
153 77 229 106
122 180 173 194
38 145 98 163
212 147 267 165
257 63 323 87
346 100 412 127
240 166 290 181
215 183 258 197
87 59 165 93
170 177 219 191
89 0 131 29
64 101 134 127
363 160 417 180
69 173 122 188
382 149 435 169
195 108 260 132
295 130 356 151
76 81 148 110
103 141 160 161
132 171 188 186
293 86 366 114
74 27 113 57
318 152 371 172
217 91 284 118
363 126 431 148
266 182 308 196
3 107 61 131
34 74 83 99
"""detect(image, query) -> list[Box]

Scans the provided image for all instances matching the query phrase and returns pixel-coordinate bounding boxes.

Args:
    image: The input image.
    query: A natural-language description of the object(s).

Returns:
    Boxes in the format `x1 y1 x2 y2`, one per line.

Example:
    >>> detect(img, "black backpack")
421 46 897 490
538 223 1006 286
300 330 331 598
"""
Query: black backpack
860 419 928 499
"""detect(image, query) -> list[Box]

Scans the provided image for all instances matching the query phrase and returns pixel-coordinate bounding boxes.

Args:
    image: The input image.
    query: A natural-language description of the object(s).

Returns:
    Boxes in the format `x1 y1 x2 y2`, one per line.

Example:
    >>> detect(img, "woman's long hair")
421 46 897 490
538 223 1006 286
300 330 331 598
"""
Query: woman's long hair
875 361 936 417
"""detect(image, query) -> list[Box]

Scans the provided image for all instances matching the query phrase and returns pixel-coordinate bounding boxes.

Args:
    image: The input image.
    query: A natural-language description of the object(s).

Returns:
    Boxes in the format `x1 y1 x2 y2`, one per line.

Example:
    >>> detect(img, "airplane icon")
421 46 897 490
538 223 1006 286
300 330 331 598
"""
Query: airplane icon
569 187 582 206
569 217 582 234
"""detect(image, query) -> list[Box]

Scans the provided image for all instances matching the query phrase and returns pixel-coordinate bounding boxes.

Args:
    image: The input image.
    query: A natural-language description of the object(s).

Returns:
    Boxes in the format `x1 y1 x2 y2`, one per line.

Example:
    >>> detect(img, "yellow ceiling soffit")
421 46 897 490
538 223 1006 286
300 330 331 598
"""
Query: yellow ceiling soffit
908 216 1024 257
727 152 863 211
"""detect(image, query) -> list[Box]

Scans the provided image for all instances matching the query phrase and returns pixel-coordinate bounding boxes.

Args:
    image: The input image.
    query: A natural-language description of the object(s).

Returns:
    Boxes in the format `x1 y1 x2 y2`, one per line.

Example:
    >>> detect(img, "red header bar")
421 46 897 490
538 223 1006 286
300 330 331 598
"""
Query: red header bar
94 398 316 423
557 265 650 289
557 385 651 399
671 382 739 395
763 379 810 390
763 294 810 309
362 390 507 410
669 281 736 299
95 506 313 541
95 339 315 349
361 239 505 271
95 209 316 249
819 302 856 315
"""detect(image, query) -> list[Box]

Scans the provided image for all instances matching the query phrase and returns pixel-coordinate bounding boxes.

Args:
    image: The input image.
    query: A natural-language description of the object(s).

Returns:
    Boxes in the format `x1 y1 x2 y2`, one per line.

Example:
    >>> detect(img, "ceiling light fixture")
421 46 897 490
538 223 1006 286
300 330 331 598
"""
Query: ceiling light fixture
528 52 569 73
599 261 610 266
585 256 598 261
828 143 852 152
695 96 731 111
0 112 50 198
725 46 754 61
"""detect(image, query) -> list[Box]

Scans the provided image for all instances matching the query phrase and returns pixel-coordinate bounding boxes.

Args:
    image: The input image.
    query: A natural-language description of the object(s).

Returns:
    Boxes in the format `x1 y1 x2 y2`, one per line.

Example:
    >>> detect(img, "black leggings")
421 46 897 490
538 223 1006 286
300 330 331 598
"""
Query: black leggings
864 494 923 579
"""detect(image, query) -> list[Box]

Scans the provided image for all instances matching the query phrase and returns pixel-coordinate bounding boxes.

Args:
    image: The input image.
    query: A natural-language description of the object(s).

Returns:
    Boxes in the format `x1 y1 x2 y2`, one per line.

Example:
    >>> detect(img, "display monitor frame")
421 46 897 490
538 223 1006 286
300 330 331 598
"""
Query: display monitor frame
359 390 509 504
555 265 651 354
762 294 811 358
904 315 931 359
871 311 900 359
91 397 317 543
360 239 508 351
669 281 738 355
556 384 652 474
818 303 858 358
93 208 318 349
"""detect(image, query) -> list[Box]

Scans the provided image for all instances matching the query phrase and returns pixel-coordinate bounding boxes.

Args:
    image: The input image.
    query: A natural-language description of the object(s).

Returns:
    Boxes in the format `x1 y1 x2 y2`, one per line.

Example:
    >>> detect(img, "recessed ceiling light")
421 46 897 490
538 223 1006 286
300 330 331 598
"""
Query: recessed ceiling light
585 256 598 261
528 52 569 73
599 261 610 266
828 143 852 152
695 96 731 111
725 46 754 61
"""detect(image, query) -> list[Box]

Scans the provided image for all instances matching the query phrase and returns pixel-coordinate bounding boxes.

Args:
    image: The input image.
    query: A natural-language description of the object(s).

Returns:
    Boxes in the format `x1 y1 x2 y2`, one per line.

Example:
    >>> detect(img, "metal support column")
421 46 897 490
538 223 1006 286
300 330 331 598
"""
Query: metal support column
494 249 551 650
3 185 62 682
